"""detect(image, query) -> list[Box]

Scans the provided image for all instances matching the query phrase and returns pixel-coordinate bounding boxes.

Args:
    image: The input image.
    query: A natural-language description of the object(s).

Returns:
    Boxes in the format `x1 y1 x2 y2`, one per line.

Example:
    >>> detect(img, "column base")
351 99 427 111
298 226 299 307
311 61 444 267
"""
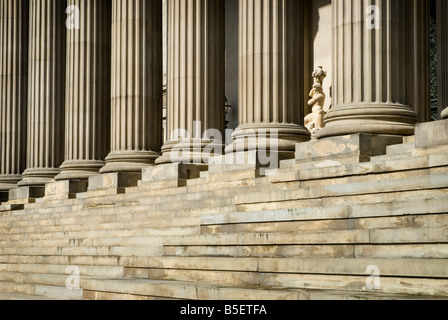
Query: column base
100 151 160 174
317 104 417 139
156 139 224 165
225 123 310 158
18 168 60 187
55 160 105 181
0 175 22 192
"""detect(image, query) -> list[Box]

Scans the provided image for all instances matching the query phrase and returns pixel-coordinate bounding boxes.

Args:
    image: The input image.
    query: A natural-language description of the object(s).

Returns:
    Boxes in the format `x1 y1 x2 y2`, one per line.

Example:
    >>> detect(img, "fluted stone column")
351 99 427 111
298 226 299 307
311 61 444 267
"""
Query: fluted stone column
55 0 111 181
19 0 66 187
437 0 448 120
0 0 28 194
100 0 162 173
318 0 428 138
226 0 311 158
156 0 225 165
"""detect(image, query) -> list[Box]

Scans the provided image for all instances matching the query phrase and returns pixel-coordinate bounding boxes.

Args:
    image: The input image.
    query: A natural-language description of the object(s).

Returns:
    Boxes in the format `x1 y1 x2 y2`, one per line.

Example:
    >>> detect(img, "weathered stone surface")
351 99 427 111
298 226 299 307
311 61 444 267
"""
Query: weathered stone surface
88 173 141 191
415 119 448 148
45 180 88 197
8 186 45 201
141 163 207 183
295 134 403 167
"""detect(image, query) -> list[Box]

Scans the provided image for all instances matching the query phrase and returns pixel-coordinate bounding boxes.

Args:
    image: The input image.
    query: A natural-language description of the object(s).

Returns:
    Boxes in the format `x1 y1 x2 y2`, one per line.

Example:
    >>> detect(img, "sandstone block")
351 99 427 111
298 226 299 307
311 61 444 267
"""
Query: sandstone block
295 134 403 168
415 119 448 148
8 186 45 201
45 180 88 198
88 172 141 191
141 163 207 183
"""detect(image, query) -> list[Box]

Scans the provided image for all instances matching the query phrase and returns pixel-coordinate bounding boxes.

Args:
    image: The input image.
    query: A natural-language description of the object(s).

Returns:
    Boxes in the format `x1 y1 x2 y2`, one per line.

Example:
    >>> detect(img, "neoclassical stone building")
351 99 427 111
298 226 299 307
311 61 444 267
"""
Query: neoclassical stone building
0 0 447 195
0 0 448 300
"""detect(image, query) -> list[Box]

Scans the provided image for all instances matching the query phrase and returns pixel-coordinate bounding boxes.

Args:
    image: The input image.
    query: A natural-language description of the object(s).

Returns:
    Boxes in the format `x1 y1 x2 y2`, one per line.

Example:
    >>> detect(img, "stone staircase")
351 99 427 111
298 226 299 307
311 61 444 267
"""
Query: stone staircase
0 123 447 300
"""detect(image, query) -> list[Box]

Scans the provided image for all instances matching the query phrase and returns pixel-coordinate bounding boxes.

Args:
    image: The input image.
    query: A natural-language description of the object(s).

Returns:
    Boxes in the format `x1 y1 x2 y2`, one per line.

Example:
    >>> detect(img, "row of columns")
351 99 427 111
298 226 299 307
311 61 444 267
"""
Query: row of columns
0 0 444 192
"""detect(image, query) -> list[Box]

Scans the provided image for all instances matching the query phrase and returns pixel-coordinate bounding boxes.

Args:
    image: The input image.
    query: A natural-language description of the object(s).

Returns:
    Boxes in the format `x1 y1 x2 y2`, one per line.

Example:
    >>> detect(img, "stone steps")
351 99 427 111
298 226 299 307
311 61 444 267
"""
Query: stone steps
0 132 447 300
127 267 448 297
236 174 448 206
0 245 163 257
201 213 448 235
1 190 445 239
162 243 448 259
126 256 448 278
202 197 448 226
385 142 415 156
0 292 60 300
2 167 445 226
0 209 446 249
0 263 124 278
268 144 448 183
0 254 122 266
1 273 435 300
0 281 83 300
164 226 448 247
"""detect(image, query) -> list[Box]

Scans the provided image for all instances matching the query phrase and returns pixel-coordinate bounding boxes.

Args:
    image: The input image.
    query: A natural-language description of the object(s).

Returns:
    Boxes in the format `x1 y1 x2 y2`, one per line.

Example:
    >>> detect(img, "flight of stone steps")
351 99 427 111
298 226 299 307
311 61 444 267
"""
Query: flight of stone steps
0 125 447 300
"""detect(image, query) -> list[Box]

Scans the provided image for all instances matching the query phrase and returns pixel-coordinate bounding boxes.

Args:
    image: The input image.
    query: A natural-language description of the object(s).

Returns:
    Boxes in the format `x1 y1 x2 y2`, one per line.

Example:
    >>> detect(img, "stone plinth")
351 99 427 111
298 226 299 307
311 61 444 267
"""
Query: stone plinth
45 180 89 200
9 186 45 202
208 150 282 176
88 172 141 191
415 119 448 148
296 134 403 168
141 164 207 183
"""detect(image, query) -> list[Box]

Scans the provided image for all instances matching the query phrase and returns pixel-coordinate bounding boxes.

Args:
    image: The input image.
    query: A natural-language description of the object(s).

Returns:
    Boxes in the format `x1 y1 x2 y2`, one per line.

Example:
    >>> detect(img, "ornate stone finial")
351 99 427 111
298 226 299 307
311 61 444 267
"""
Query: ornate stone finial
442 107 448 120
305 67 327 137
